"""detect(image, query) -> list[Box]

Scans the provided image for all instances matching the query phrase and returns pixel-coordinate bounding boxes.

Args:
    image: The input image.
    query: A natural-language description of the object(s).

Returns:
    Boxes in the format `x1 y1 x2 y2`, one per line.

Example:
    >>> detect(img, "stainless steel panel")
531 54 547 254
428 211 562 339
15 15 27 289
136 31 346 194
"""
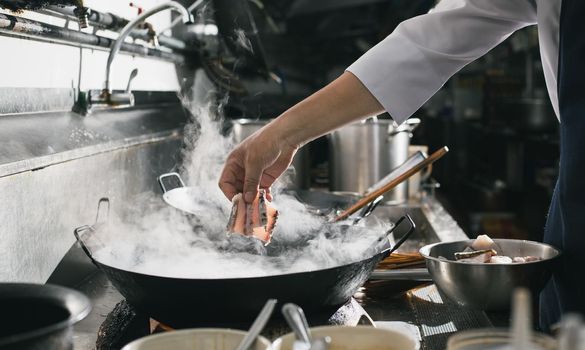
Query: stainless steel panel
329 120 410 204
0 106 186 283
0 105 185 176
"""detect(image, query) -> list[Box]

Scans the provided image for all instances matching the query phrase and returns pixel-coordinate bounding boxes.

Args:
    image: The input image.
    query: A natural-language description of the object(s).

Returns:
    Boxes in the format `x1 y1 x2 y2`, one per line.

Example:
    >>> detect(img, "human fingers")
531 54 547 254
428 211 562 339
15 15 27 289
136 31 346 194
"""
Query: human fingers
218 160 242 200
243 157 264 203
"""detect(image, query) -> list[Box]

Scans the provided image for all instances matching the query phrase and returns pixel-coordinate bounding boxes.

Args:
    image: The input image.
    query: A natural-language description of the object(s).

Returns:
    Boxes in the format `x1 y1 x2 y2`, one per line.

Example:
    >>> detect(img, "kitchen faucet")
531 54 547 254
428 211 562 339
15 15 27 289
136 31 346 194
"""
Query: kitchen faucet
86 1 194 111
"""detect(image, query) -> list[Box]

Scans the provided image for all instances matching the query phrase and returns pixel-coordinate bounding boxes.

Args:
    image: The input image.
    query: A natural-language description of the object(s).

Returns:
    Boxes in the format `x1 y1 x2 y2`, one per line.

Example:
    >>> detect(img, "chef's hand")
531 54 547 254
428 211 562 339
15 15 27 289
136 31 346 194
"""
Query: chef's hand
219 72 384 203
219 126 298 203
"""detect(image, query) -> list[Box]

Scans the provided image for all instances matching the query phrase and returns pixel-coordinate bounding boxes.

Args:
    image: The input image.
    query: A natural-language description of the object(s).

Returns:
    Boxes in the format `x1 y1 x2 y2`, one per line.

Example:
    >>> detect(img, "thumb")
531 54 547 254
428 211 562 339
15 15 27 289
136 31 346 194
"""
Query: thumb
243 160 264 203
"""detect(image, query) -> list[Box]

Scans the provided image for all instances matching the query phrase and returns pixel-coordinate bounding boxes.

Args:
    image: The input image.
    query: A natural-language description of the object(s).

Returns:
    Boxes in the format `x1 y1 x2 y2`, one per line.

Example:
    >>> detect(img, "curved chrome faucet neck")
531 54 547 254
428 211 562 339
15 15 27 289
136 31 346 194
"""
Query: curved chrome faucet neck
103 1 194 93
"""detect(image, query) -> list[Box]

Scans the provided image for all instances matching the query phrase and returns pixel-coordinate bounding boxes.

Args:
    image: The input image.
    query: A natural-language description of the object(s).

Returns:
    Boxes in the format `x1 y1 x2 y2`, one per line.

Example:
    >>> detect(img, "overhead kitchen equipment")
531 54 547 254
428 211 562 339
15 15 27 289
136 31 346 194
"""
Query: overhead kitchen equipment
0 0 89 28
213 0 270 78
0 4 188 66
73 198 416 327
86 1 195 112
0 283 91 350
329 117 420 204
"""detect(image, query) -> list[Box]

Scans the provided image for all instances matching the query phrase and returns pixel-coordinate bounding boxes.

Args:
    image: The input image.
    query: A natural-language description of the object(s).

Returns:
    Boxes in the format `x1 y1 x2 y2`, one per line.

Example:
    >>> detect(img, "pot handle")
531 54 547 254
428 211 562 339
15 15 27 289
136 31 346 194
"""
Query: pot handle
381 213 416 256
388 117 421 137
157 172 186 193
74 225 97 265
73 198 110 265
94 197 110 225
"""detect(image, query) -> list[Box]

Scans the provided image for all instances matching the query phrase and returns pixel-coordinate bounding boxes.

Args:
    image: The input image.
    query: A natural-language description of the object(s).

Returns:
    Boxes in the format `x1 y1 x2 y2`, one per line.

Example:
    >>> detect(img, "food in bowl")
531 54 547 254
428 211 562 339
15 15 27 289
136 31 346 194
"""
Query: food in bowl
452 235 543 264
420 238 561 310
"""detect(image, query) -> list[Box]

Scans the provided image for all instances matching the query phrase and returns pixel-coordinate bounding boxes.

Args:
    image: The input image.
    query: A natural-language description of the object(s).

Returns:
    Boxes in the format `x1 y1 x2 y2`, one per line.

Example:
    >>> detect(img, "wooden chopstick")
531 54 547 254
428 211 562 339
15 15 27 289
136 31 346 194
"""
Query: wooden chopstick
333 146 449 222
376 252 426 270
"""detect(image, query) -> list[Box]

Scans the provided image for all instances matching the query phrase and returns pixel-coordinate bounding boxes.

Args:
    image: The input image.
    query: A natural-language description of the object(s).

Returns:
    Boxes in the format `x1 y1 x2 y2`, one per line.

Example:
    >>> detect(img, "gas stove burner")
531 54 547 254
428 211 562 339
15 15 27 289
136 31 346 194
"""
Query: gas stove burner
96 298 374 349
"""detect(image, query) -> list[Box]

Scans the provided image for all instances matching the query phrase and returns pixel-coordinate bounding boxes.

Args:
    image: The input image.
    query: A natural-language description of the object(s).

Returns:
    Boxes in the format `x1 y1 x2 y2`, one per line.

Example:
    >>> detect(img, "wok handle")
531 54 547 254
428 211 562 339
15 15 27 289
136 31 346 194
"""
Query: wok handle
382 213 416 257
95 197 110 225
73 225 97 265
157 172 186 193
74 198 110 265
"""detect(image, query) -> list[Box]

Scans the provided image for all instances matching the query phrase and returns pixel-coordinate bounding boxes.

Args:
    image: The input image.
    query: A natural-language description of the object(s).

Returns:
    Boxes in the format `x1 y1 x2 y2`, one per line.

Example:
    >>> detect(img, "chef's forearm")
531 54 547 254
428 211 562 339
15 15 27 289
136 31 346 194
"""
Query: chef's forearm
269 71 384 148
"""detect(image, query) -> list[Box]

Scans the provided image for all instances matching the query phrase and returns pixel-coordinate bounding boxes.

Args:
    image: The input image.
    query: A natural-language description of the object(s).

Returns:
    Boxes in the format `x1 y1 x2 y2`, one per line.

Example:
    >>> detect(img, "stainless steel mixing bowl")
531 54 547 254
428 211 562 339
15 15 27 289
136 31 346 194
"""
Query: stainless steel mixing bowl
419 239 561 310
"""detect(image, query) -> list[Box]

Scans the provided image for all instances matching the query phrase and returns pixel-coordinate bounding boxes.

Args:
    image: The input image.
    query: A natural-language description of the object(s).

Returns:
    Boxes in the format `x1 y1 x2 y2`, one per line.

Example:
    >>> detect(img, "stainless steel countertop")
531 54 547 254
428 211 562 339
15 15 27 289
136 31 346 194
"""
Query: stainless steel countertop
48 194 469 349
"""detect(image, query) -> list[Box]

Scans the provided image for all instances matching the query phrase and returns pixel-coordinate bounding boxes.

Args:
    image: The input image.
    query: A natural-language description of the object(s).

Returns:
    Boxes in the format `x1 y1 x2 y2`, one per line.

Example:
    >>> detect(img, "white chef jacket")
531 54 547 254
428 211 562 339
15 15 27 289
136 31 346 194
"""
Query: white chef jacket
347 0 561 125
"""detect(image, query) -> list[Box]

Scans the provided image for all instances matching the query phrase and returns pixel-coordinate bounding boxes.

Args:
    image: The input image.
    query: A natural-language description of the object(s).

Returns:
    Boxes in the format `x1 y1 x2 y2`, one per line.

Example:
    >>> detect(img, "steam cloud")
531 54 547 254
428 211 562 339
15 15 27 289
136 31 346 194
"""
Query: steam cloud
88 71 391 279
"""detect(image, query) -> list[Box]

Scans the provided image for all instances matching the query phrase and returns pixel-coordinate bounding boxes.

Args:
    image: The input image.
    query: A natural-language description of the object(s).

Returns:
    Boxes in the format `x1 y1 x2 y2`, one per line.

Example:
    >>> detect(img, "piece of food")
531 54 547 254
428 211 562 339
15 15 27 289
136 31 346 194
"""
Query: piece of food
227 190 278 244
512 257 526 263
489 255 513 264
227 193 247 235
452 234 545 264
471 234 498 251
455 249 497 262
458 251 495 263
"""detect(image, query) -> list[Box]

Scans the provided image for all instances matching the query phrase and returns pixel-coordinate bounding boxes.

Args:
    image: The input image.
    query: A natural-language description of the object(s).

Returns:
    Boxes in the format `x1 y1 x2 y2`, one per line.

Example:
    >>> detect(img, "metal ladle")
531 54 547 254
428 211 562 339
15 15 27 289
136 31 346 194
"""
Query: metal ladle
282 303 331 350
235 299 277 350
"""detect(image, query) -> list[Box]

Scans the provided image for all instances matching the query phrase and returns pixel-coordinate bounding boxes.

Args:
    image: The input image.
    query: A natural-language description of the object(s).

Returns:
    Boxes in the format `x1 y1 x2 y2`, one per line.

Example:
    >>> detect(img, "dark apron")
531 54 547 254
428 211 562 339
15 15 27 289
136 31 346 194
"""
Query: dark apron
539 0 585 329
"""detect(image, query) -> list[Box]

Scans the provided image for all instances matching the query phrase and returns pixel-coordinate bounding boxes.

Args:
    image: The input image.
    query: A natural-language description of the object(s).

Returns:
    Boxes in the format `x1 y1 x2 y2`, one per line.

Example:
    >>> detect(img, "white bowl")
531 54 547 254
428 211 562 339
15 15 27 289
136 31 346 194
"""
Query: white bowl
447 328 557 350
121 328 271 350
270 325 420 350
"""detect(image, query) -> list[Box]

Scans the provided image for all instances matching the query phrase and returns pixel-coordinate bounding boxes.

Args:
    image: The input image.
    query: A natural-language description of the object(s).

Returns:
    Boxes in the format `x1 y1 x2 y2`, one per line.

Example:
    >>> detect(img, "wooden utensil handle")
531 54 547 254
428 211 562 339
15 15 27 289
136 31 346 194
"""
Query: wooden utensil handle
333 146 449 222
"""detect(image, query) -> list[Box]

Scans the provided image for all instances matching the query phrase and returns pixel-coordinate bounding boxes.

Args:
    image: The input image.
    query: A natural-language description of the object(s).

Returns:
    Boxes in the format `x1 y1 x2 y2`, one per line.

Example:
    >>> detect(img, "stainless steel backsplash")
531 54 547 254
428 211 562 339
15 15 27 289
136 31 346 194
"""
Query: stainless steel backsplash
0 105 187 282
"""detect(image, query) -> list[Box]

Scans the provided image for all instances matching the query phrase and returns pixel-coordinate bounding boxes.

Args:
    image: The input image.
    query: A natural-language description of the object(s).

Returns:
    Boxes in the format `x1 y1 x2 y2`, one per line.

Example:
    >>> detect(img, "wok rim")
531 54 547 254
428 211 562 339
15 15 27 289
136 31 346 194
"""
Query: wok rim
92 251 385 281
82 214 389 281
419 238 561 266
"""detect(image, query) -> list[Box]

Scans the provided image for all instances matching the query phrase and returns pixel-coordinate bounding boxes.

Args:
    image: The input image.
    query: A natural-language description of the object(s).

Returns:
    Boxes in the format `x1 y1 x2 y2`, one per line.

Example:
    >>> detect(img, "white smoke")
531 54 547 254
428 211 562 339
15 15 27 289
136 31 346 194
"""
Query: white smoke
88 70 391 279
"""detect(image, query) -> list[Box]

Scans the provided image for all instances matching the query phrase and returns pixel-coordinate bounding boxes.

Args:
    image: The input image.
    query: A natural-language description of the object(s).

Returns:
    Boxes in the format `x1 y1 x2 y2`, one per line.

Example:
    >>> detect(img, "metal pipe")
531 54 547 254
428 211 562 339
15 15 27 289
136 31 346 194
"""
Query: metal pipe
159 0 206 35
45 5 127 30
104 1 194 92
0 13 184 63
42 6 187 51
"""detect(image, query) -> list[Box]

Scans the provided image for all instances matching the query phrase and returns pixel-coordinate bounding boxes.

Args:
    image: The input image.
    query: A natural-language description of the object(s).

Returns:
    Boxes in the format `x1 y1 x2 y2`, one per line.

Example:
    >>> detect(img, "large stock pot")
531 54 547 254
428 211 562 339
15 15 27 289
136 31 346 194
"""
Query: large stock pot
329 118 420 204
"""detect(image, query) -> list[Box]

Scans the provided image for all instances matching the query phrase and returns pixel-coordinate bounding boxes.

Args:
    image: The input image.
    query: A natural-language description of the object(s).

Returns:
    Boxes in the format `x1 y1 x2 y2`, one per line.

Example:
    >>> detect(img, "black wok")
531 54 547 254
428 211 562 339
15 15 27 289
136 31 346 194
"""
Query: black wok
0 283 91 350
74 199 415 328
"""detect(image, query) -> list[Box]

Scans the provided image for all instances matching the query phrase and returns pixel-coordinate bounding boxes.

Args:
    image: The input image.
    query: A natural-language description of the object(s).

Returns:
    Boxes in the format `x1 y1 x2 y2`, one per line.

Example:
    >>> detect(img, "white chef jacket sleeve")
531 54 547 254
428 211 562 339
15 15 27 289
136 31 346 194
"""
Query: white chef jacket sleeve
347 0 537 124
